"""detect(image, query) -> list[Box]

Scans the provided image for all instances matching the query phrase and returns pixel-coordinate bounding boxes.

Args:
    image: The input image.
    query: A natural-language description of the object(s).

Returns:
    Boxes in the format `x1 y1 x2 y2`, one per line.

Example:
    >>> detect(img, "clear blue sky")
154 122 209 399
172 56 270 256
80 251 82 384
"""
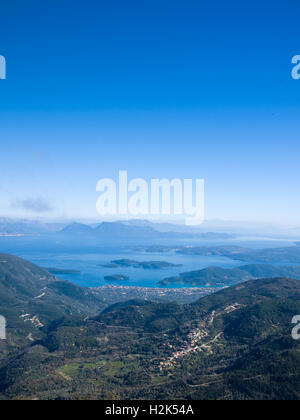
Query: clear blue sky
0 0 300 224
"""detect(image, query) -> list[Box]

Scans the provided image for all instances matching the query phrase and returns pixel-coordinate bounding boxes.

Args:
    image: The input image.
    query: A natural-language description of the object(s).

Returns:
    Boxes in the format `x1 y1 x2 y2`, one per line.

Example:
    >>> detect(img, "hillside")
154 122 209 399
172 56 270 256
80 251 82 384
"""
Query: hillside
158 264 300 286
0 253 214 366
0 268 299 400
0 253 108 358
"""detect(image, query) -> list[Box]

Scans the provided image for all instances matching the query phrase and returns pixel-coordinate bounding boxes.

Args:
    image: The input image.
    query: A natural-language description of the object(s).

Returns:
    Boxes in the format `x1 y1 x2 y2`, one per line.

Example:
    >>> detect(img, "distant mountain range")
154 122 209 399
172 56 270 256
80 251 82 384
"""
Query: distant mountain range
0 218 65 235
61 221 163 240
0 218 235 245
2 217 300 240
0 253 300 399
57 221 235 245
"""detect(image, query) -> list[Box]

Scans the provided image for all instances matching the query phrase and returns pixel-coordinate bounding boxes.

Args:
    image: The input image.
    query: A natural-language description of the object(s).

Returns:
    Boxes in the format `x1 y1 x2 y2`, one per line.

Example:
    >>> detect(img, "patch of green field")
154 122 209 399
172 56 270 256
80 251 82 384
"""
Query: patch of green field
105 361 124 376
58 360 107 378
59 363 81 378
151 375 168 384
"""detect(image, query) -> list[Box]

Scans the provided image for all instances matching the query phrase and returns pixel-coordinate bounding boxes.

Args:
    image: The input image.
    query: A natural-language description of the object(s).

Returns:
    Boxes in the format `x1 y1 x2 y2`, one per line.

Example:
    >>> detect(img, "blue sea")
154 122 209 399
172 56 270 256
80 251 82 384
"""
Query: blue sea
1 237 297 288
14 248 244 288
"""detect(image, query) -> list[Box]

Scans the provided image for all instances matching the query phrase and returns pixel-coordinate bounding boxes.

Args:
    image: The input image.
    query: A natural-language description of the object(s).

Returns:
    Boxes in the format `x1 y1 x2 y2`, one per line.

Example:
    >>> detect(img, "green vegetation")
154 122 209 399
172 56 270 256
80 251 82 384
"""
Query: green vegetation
0 253 300 400
158 264 300 287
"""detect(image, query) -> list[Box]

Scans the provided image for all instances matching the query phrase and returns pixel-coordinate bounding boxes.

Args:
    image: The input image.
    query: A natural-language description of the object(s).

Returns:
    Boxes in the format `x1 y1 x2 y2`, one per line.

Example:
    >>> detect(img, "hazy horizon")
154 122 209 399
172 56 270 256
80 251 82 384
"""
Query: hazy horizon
2 215 300 234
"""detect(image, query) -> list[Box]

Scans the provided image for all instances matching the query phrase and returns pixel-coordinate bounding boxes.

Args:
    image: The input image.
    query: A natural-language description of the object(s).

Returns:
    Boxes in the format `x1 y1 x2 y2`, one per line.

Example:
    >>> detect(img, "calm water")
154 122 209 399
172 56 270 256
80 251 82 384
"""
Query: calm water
2 237 297 288
16 248 244 288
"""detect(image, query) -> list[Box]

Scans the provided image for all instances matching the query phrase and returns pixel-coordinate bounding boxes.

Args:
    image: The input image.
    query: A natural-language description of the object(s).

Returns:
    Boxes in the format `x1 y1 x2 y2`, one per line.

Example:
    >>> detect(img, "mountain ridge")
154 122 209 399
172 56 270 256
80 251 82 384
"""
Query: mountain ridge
0 253 300 400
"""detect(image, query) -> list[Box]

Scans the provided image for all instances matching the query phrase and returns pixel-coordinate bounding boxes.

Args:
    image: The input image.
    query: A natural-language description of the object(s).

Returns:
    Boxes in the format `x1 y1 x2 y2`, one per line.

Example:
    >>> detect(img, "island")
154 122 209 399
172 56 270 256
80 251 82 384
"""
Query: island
99 259 182 270
138 244 300 264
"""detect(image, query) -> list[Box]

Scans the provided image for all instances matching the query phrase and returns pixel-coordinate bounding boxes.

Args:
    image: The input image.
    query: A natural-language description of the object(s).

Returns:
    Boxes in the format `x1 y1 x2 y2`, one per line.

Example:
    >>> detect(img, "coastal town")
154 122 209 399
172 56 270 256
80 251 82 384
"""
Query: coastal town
93 284 224 305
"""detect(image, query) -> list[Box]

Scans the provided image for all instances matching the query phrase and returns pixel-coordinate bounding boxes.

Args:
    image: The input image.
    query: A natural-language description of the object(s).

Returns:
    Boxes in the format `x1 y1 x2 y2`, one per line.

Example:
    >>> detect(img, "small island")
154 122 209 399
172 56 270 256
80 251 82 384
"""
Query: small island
104 274 130 282
99 259 182 270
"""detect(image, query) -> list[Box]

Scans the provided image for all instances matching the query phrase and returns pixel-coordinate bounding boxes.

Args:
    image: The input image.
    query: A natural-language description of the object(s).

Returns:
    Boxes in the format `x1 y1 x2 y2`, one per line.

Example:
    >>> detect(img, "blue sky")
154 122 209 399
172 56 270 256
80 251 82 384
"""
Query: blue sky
0 0 300 224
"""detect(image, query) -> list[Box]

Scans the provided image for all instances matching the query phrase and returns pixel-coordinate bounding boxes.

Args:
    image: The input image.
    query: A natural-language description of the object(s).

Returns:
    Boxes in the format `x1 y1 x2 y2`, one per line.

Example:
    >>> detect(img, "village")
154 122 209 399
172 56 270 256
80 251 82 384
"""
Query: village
160 303 243 369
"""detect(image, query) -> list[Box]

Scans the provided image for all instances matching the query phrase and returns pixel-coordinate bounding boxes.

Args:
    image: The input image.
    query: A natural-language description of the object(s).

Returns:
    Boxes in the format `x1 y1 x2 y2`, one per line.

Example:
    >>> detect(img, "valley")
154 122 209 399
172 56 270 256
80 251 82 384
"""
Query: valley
0 253 300 400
